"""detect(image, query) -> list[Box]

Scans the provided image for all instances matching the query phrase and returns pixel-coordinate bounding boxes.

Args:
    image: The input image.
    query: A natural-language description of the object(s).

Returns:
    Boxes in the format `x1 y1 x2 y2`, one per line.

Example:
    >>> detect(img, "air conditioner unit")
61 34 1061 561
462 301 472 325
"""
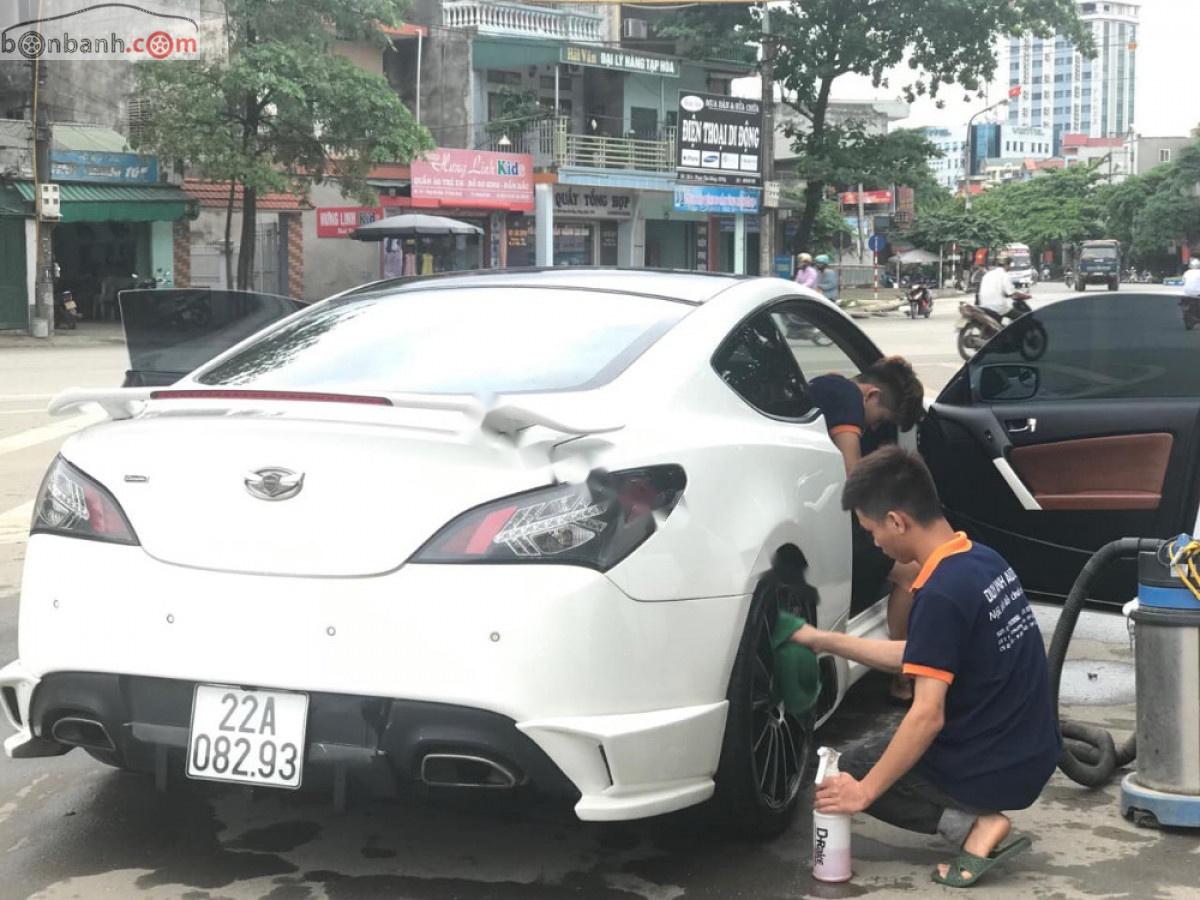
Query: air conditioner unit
622 18 649 40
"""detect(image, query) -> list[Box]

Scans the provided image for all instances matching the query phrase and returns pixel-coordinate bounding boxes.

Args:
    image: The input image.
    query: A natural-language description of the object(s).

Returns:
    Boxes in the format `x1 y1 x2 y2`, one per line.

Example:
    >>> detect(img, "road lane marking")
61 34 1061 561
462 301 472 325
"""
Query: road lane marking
0 501 33 546
0 411 102 459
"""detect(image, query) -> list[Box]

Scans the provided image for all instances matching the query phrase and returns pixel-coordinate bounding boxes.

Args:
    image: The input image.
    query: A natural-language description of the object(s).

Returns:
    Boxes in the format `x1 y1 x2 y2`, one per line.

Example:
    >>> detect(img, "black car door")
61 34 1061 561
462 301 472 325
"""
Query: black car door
119 288 307 386
918 292 1200 606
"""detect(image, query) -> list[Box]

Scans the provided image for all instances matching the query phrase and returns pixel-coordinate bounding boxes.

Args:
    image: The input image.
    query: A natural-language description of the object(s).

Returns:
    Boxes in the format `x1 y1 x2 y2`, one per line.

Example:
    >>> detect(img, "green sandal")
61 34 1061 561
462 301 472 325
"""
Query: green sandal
931 836 1032 888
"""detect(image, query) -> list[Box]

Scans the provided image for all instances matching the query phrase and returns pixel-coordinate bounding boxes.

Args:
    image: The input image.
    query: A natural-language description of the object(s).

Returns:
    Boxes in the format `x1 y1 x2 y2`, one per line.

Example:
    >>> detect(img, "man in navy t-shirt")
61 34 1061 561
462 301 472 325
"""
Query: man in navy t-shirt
790 447 1060 888
808 358 926 704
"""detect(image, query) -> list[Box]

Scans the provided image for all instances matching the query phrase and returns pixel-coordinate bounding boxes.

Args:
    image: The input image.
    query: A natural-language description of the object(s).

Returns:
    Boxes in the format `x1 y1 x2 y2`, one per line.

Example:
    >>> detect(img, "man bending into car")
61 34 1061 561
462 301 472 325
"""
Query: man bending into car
807 356 925 704
789 447 1060 888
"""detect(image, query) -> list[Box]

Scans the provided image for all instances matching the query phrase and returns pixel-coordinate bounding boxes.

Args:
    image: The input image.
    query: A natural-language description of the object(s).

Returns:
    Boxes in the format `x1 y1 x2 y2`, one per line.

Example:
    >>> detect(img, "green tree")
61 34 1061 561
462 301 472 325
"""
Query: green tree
807 199 854 256
970 165 1106 260
134 0 432 290
485 89 549 140
1101 168 1168 250
906 202 1011 255
1123 141 1200 264
662 1 1089 250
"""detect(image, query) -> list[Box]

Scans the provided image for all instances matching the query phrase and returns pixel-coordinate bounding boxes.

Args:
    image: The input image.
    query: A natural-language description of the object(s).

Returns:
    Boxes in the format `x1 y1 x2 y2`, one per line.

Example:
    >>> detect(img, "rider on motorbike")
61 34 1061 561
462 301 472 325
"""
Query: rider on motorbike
814 254 839 303
1184 258 1200 297
978 253 1033 324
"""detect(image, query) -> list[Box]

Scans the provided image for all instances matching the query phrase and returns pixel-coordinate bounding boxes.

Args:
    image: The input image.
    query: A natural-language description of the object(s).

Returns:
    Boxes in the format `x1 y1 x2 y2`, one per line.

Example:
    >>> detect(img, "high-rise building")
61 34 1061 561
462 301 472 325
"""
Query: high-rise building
1006 1 1139 154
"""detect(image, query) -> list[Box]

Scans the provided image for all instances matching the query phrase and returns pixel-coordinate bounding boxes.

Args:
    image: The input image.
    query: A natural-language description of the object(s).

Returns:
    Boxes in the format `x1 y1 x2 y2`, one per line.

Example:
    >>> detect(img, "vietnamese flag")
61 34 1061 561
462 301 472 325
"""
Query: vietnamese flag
1008 85 1022 99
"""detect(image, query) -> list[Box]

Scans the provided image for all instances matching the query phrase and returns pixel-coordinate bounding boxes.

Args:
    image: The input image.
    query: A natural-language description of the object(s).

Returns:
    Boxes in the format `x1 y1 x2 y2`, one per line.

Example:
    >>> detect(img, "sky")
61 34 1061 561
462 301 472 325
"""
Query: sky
743 0 1197 138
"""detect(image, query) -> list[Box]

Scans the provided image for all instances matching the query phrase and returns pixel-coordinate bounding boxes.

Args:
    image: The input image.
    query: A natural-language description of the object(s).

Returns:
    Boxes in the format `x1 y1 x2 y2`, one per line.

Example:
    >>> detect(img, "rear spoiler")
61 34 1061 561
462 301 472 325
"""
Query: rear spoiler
49 387 154 420
48 387 624 440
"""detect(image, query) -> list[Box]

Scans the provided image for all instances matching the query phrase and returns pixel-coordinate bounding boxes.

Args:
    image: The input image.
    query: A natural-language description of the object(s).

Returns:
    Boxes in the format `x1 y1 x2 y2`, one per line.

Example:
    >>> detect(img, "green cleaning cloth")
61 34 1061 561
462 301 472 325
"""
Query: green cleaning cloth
771 611 821 716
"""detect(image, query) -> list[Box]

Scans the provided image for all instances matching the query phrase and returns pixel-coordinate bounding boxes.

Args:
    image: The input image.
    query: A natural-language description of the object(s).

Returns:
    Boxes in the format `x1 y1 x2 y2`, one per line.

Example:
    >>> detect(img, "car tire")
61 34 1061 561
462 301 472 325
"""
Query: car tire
713 573 816 838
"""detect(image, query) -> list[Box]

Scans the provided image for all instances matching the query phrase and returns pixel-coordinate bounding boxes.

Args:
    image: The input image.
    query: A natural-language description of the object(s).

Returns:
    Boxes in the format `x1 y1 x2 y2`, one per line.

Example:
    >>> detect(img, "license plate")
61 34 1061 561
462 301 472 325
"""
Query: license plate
186 685 308 789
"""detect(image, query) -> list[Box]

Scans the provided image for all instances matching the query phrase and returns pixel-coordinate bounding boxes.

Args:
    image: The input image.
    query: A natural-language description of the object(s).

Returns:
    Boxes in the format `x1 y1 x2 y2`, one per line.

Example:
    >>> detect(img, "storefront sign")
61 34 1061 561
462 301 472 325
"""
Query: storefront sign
49 149 158 183
693 221 710 271
411 148 534 211
506 213 535 267
673 184 761 216
600 223 619 266
553 188 633 219
560 44 679 77
676 92 763 187
839 190 893 206
316 206 382 238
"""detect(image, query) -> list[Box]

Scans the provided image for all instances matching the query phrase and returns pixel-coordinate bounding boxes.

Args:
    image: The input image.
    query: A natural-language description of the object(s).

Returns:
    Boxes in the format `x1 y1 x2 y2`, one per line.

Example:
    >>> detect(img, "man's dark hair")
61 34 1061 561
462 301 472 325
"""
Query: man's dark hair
856 356 924 431
842 446 942 525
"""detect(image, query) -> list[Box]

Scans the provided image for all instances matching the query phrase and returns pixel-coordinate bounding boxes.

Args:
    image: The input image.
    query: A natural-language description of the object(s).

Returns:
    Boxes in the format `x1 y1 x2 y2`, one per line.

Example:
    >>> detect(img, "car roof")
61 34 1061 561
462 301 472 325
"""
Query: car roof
337 267 753 306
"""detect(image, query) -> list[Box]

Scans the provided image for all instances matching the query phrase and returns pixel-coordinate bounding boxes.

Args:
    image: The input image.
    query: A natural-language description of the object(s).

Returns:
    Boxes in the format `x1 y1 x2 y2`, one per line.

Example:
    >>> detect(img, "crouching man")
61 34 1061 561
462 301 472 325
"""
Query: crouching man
790 447 1060 887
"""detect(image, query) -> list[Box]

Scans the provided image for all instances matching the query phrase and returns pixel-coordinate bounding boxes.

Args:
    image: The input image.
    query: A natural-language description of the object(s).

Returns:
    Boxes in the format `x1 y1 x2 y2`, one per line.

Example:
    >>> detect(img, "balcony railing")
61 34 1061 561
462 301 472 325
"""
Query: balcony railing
443 1 605 43
482 118 676 174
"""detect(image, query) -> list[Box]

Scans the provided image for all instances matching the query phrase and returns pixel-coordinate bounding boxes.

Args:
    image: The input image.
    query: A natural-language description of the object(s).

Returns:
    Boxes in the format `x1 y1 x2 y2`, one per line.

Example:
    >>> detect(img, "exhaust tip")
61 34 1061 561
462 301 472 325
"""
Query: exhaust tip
51 716 115 752
420 753 520 789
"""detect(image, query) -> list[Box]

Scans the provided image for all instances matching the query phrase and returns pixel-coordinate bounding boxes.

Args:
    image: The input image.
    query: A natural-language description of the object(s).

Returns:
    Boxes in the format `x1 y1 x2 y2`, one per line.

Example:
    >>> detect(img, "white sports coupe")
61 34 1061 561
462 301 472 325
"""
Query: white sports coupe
6 271 1196 837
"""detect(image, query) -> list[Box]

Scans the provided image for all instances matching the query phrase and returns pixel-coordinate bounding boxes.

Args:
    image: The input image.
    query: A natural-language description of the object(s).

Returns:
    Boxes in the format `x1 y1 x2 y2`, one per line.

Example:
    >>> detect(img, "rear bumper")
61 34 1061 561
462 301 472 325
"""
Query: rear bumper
0 667 726 820
6 535 746 820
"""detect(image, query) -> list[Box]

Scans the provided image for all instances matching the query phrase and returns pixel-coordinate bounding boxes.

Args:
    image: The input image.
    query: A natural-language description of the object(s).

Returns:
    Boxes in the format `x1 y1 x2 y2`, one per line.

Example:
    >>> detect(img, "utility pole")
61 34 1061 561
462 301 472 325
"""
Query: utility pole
757 5 775 277
31 52 54 338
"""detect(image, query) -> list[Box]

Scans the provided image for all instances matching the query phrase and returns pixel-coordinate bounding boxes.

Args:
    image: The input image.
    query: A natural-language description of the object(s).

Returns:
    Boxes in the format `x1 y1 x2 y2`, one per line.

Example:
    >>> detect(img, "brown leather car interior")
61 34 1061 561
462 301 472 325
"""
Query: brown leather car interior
1010 433 1174 511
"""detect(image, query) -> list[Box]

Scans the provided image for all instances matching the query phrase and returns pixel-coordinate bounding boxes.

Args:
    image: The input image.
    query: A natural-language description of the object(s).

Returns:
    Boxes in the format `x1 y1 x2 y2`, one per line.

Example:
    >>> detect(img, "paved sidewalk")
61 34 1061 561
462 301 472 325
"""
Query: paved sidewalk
0 321 126 350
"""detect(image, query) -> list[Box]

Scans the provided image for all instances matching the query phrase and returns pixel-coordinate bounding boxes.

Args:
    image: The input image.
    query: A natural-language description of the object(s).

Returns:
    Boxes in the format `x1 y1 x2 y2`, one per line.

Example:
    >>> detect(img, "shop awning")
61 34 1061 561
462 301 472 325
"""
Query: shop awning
0 183 28 217
13 181 194 223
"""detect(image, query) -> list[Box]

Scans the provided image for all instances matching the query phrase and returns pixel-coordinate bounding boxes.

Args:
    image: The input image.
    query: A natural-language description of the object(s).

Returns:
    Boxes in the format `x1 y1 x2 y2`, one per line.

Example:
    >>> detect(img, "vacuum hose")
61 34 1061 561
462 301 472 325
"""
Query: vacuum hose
1046 537 1161 787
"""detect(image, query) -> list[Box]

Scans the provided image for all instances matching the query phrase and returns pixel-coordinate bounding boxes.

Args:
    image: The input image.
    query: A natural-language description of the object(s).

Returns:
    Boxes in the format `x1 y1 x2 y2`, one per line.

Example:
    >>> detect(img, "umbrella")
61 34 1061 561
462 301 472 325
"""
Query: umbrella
351 214 483 240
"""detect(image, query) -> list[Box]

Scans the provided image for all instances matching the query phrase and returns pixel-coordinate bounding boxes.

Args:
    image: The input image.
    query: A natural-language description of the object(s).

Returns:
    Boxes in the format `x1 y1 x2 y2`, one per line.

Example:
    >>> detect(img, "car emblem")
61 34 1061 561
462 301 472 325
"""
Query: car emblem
244 467 304 501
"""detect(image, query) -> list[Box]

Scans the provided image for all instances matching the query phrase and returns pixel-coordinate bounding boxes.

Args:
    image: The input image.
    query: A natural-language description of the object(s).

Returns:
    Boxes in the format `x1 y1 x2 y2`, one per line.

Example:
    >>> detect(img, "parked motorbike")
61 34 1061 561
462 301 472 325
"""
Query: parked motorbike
54 290 82 331
956 297 1046 361
1063 269 1075 288
905 285 933 319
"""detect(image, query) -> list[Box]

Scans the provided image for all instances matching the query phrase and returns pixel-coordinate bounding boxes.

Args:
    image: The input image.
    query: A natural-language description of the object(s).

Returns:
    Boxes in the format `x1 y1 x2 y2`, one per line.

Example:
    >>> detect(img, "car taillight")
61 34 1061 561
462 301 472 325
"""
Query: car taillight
31 456 138 545
412 465 686 571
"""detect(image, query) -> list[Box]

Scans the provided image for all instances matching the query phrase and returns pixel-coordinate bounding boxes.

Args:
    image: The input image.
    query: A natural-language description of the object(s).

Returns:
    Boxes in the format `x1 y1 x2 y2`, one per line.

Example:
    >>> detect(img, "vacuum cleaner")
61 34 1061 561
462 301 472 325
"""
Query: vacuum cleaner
1047 534 1200 828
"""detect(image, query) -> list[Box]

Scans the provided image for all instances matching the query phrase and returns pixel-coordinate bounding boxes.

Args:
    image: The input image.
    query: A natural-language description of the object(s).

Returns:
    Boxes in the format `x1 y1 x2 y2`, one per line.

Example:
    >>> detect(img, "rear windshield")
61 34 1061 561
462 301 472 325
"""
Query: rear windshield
1081 247 1119 259
197 287 690 394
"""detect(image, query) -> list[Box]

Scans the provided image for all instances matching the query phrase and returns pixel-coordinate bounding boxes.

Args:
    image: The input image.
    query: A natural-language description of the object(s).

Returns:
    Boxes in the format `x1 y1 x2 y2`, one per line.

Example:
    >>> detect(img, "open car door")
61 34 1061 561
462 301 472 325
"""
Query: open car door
119 288 306 387
918 292 1200 607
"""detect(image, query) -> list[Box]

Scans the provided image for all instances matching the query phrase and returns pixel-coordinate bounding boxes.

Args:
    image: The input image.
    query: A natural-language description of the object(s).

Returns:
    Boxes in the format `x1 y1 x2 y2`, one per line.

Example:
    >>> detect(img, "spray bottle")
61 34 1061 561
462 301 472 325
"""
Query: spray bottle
812 746 853 883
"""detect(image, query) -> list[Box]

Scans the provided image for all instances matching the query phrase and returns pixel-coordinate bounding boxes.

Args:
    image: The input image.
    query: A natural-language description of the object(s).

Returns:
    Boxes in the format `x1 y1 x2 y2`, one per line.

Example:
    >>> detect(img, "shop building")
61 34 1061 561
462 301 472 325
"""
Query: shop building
0 120 192 329
388 1 756 272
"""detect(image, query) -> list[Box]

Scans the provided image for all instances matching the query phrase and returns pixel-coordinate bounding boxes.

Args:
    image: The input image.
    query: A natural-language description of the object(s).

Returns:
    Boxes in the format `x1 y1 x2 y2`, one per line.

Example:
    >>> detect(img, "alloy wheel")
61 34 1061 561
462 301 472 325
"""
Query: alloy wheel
748 582 812 811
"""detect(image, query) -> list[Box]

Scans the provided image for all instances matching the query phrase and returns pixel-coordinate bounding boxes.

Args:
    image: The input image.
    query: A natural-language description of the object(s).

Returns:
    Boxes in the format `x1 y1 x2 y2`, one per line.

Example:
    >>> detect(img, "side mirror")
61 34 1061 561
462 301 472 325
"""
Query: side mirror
977 364 1039 402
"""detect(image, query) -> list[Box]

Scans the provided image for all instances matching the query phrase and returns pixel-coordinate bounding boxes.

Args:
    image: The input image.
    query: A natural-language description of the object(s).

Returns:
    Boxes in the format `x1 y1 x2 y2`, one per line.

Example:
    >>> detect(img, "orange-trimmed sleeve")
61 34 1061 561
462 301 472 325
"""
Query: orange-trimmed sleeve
829 424 863 437
902 663 955 685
